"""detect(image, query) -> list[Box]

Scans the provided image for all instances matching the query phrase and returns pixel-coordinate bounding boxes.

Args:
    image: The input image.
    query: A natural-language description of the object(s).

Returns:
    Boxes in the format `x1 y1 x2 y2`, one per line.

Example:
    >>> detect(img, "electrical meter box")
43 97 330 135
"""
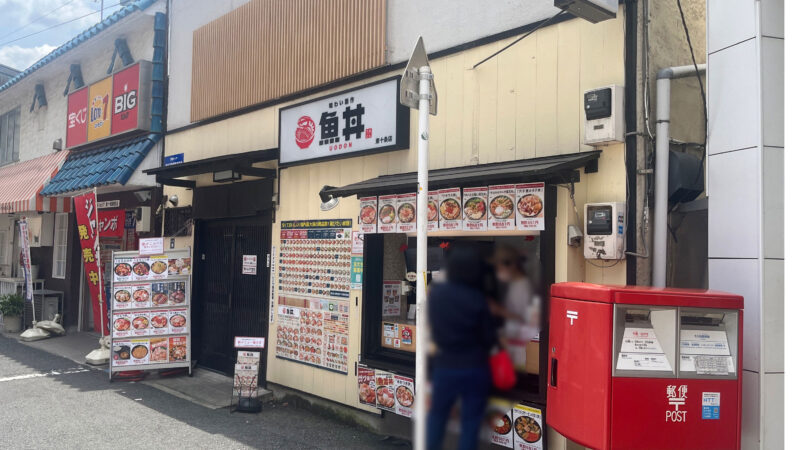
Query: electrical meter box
547 282 743 450
584 202 625 260
584 85 624 144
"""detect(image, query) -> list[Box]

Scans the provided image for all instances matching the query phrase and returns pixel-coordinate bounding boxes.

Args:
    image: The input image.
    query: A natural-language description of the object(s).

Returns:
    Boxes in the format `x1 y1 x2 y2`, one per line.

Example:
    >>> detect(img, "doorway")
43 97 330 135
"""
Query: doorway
194 214 271 382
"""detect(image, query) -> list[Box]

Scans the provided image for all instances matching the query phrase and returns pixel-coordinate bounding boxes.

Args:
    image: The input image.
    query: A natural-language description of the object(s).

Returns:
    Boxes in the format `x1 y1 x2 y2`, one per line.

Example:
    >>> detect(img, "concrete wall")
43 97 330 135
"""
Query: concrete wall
0 11 158 164
706 0 784 448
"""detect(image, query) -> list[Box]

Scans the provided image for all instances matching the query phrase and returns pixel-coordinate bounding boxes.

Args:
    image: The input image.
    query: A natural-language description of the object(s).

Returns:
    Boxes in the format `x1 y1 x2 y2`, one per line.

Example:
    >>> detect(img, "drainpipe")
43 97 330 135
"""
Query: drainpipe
653 64 706 287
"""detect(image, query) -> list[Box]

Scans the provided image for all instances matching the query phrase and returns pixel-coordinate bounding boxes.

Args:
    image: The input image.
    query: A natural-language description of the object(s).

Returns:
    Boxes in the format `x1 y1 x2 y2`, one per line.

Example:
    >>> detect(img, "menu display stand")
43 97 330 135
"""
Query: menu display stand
230 337 265 413
108 248 192 381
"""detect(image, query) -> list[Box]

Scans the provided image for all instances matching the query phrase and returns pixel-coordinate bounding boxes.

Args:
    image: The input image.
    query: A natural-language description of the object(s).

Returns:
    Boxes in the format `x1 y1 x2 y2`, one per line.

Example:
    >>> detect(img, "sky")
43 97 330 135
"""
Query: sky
0 0 124 71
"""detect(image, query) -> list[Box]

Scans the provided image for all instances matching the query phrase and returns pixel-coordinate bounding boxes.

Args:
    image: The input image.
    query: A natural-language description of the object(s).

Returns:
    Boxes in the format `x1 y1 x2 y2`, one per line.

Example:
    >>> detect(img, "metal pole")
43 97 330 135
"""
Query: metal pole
653 76 670 287
414 65 432 450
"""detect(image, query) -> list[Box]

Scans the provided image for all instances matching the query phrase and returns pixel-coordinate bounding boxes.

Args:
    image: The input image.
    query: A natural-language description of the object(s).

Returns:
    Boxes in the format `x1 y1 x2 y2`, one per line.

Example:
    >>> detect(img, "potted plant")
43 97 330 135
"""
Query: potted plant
0 293 24 333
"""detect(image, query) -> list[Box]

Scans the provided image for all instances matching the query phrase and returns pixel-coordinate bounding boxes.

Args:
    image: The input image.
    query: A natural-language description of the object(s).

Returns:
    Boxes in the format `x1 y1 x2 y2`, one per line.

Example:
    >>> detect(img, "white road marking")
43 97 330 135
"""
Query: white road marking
0 367 90 383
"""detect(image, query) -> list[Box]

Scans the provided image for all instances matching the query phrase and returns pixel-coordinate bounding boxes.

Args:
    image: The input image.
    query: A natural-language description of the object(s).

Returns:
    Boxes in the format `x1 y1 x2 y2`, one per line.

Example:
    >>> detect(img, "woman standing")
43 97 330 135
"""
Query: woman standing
426 245 497 450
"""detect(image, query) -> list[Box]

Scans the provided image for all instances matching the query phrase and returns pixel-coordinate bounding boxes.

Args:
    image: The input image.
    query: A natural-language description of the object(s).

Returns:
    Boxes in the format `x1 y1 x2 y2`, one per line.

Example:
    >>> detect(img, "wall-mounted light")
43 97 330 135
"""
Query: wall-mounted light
52 138 62 151
318 188 339 211
168 195 179 207
213 169 241 183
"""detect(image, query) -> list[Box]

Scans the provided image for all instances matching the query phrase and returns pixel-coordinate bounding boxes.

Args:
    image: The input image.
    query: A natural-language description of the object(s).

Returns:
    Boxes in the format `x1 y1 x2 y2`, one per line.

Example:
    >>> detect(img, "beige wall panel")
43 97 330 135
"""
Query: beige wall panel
475 42 500 164
601 14 626 87
534 26 559 157
428 57 449 171
556 22 581 155
495 45 518 164
191 0 386 122
443 54 465 167
515 34 538 161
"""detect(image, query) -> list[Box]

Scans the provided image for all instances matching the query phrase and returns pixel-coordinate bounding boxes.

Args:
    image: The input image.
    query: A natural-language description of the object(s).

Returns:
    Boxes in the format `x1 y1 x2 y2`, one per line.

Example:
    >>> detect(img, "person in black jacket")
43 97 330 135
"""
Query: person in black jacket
426 244 497 450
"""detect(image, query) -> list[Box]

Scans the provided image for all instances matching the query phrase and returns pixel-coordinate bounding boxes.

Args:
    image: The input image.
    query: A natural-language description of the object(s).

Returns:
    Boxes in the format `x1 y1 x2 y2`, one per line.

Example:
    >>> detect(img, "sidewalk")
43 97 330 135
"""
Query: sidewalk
0 329 271 410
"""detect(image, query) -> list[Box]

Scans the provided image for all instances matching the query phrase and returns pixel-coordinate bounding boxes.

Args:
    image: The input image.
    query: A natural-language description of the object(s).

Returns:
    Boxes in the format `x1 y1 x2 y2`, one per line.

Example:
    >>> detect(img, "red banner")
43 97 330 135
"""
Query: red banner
111 63 140 135
99 209 125 238
74 192 108 335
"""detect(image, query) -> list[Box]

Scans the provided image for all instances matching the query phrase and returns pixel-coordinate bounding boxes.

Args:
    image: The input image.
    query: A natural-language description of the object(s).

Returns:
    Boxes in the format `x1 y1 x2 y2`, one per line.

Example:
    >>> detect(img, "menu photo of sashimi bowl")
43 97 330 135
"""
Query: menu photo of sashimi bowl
517 193 543 218
427 200 438 221
463 196 487 220
360 203 377 225
439 198 461 221
150 338 168 362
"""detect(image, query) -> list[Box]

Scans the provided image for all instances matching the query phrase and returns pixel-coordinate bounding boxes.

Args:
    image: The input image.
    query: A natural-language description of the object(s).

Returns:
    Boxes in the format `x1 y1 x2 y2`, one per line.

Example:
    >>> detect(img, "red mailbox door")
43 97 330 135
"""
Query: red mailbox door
548 296 614 450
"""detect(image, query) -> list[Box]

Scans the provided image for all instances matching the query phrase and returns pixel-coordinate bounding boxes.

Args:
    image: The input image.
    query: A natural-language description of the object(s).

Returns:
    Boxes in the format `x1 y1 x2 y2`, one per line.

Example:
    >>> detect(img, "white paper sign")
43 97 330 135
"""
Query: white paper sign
394 375 415 417
382 281 401 317
234 336 266 348
351 231 364 255
462 187 488 231
139 238 164 256
378 195 398 233
359 197 378 234
515 183 545 230
438 188 462 231
680 354 735 374
396 193 417 233
279 78 404 165
488 185 516 231
427 191 439 231
620 327 665 353
680 329 730 356
616 352 672 371
512 404 544 449
242 254 257 275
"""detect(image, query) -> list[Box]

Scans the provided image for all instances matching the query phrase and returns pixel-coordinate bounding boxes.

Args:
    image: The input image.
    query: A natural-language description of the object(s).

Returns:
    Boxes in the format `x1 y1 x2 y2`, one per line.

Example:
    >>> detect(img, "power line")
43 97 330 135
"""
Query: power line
0 1 122 48
0 0 79 41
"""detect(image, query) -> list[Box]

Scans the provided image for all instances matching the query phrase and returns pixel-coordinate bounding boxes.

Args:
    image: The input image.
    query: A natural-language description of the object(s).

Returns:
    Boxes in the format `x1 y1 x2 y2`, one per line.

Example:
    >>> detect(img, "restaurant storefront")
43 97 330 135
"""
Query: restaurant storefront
162 4 629 444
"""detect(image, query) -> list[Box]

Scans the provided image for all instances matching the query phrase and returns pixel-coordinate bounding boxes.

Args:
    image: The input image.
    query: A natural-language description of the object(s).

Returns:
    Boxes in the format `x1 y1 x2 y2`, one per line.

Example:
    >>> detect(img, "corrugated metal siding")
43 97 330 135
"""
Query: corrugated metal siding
190 0 386 122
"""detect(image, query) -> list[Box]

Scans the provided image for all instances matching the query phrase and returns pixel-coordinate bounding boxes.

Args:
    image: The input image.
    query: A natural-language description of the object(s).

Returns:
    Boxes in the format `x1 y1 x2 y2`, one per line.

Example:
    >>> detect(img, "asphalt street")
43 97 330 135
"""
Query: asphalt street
0 334 408 449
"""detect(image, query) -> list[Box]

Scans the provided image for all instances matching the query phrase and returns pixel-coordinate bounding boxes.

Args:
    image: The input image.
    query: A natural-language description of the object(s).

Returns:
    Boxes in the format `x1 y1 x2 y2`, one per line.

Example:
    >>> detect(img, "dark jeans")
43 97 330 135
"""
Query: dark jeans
426 365 491 450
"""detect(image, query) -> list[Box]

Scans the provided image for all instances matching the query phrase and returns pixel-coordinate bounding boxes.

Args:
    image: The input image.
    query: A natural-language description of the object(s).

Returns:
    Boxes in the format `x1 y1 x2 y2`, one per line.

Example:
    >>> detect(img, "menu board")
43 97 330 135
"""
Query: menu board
359 197 378 234
427 191 439 231
484 398 514 448
382 281 402 317
438 188 462 230
512 404 544 450
462 187 488 231
396 193 417 233
277 220 352 373
234 351 261 397
375 370 396 412
515 183 545 231
109 248 192 375
488 185 516 231
378 195 397 233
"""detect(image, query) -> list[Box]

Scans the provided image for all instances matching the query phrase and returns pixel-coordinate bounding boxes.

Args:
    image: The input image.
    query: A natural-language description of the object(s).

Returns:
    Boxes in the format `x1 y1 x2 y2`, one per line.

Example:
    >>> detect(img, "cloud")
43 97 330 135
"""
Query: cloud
0 44 57 70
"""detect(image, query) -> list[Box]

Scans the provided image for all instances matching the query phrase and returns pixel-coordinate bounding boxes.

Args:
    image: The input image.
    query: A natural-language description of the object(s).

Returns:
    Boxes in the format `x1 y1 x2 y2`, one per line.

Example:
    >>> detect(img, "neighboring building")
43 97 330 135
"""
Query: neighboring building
0 64 20 85
157 0 712 446
0 0 166 333
706 0 784 448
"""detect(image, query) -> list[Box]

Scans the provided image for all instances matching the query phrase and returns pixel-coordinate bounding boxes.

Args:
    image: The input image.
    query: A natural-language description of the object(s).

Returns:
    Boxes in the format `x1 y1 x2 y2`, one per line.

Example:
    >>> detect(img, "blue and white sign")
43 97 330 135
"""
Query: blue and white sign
701 392 720 419
164 153 184 166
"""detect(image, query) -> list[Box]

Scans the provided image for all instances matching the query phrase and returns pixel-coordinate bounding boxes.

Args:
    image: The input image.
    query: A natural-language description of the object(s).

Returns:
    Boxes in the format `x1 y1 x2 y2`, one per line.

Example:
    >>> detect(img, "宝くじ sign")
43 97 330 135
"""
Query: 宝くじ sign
279 77 409 165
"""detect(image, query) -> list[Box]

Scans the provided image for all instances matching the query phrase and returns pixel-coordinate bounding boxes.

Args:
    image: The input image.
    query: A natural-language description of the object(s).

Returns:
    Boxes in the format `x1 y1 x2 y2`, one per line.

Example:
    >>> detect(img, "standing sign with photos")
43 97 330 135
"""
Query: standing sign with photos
109 247 192 378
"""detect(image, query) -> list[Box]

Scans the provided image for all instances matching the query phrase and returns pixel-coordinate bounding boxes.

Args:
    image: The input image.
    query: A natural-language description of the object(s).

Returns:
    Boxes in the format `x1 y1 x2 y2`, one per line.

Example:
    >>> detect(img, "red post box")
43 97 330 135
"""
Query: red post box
546 282 743 450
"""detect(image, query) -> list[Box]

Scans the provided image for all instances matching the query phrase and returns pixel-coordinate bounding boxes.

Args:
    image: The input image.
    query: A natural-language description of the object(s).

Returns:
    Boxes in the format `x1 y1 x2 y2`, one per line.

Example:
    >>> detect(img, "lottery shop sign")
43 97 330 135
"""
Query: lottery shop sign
66 61 152 148
279 77 409 166
74 191 108 335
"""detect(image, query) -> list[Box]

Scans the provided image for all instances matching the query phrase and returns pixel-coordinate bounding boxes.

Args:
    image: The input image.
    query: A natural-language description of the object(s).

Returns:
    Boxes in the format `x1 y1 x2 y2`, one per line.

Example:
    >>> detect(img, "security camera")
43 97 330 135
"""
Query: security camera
568 224 583 247
52 138 63 151
168 195 179 207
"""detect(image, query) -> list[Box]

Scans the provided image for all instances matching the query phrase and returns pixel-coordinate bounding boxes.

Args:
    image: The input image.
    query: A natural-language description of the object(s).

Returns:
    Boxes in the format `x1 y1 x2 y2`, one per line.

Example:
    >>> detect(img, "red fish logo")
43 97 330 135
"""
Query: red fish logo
295 116 316 149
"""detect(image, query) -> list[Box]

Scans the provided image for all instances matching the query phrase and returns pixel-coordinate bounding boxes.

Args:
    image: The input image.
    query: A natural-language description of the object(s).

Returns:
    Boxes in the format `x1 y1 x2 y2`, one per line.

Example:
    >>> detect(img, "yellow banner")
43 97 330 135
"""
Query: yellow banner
87 76 112 141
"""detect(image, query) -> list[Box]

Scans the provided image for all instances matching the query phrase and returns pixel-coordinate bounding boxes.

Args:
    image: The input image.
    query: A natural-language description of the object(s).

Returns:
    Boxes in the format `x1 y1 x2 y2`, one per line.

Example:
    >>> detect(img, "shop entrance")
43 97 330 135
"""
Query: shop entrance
194 215 271 379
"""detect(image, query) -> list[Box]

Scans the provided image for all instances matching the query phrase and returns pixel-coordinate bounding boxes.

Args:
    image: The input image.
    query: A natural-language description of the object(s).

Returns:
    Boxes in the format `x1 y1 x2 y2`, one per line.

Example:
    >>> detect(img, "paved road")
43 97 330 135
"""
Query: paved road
0 335 408 449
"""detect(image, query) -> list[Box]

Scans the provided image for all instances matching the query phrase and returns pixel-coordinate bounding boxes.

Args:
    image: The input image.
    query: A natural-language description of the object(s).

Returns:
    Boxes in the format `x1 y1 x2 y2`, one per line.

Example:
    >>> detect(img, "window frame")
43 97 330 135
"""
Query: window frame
52 213 69 279
0 107 21 166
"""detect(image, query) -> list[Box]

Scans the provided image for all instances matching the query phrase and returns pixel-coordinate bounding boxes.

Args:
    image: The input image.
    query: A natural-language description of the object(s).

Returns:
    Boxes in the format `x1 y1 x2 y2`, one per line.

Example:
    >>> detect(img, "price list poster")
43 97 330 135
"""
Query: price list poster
276 220 353 373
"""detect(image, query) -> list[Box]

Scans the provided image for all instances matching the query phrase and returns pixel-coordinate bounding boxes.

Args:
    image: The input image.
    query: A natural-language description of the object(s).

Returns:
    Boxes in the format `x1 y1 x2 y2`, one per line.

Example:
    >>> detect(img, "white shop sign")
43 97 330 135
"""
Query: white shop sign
279 77 408 165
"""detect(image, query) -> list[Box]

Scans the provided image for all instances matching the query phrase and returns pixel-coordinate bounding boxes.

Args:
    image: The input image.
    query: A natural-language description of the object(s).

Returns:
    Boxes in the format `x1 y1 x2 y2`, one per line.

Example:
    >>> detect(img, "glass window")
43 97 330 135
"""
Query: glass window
612 305 677 378
52 213 69 279
0 107 21 165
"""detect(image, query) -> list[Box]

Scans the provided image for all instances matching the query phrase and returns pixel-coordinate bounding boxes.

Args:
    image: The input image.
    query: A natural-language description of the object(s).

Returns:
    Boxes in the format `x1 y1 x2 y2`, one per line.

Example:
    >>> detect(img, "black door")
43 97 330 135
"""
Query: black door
194 215 271 381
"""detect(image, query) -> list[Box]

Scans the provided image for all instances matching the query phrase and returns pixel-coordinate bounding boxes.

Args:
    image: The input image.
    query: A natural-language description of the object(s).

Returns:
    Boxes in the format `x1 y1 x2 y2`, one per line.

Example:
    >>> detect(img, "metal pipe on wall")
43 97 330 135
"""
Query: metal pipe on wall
653 64 706 287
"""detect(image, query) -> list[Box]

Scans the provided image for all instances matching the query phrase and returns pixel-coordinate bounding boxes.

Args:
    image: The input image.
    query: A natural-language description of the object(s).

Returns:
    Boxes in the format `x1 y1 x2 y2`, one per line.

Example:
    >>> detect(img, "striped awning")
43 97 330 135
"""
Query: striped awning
0 151 71 214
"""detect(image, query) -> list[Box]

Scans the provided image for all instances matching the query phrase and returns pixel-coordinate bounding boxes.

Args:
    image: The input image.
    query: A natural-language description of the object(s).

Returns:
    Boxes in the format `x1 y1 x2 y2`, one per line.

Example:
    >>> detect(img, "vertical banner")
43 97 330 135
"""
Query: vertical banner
66 87 88 148
17 219 32 302
87 77 112 142
74 191 107 335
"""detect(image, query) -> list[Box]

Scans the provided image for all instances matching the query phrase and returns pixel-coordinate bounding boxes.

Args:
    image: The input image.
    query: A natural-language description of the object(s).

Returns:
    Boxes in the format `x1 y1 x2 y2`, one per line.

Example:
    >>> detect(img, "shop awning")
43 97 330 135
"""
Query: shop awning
0 151 71 213
41 133 160 196
319 150 601 200
143 148 278 188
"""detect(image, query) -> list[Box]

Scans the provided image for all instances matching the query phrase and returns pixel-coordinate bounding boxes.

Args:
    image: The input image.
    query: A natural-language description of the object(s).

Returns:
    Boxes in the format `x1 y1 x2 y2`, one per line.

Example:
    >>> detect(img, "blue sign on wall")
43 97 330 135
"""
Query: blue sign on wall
164 153 184 166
